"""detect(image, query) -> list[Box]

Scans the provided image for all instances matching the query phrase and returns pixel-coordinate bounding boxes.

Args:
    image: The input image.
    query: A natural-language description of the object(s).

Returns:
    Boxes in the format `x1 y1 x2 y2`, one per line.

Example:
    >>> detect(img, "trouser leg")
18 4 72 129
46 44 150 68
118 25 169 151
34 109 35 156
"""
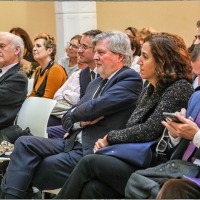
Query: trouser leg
80 179 124 199
31 142 83 190
56 154 139 199
47 125 66 138
2 136 82 198
156 179 200 199
47 116 61 127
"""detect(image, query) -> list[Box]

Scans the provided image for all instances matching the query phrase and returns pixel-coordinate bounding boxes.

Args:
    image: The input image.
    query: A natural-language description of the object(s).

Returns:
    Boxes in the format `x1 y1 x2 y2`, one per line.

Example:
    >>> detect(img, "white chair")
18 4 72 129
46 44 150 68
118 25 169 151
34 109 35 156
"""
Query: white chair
42 188 61 199
16 97 56 138
27 79 34 96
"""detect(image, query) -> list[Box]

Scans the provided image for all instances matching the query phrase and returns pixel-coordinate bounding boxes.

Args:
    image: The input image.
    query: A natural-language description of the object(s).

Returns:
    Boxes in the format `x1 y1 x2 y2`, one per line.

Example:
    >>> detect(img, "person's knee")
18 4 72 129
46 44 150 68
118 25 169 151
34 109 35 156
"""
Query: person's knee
77 154 98 169
14 136 33 148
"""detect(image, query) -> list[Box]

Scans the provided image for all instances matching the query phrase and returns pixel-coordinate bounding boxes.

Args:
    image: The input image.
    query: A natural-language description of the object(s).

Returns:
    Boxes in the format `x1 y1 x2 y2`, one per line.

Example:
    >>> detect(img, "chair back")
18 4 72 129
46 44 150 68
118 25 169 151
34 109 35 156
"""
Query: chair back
27 79 34 96
16 97 56 138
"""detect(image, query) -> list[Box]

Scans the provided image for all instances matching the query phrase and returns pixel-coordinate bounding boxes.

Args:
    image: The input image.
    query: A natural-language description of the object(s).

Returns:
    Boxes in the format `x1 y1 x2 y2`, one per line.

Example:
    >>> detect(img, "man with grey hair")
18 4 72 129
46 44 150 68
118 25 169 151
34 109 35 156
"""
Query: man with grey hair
1 31 142 199
0 32 27 131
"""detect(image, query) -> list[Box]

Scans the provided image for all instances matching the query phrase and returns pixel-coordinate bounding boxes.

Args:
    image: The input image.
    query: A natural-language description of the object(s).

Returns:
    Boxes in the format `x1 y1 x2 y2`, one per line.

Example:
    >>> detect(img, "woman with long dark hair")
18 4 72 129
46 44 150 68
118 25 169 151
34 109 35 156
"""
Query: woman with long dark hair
10 27 39 78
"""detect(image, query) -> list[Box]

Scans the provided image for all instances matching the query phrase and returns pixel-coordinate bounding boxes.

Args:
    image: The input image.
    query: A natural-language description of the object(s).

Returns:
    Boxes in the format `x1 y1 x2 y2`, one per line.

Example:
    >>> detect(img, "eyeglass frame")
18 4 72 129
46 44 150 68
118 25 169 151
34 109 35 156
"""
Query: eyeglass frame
156 127 170 154
66 42 80 50
79 44 93 51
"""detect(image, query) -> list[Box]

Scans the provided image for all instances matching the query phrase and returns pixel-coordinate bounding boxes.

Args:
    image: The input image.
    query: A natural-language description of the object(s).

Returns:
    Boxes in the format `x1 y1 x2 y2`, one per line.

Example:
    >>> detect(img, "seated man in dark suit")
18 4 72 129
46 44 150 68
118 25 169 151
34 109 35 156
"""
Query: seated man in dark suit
0 32 27 131
1 30 143 199
79 29 102 98
156 91 200 199
47 29 102 137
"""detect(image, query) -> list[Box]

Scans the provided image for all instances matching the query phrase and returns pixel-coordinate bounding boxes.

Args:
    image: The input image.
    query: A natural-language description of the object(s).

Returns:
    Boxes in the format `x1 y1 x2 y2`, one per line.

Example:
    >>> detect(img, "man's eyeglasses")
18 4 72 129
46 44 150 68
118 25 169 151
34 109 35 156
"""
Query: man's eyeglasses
79 44 93 51
156 128 169 154
67 42 79 50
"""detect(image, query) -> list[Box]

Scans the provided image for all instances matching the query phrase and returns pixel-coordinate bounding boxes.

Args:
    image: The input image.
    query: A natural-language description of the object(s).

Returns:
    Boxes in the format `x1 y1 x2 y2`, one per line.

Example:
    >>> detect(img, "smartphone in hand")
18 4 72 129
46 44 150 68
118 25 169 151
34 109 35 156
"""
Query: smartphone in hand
163 112 183 123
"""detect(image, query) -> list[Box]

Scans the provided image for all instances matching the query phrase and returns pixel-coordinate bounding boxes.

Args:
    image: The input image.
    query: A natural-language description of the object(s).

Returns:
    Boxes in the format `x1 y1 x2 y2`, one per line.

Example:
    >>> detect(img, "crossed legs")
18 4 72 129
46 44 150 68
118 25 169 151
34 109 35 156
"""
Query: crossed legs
56 154 140 199
1 136 83 199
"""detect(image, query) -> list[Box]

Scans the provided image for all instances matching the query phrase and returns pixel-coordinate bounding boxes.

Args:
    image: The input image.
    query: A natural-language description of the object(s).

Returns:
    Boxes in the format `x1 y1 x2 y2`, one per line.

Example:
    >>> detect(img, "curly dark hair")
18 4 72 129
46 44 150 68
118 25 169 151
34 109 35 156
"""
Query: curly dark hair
144 32 193 89
34 33 56 60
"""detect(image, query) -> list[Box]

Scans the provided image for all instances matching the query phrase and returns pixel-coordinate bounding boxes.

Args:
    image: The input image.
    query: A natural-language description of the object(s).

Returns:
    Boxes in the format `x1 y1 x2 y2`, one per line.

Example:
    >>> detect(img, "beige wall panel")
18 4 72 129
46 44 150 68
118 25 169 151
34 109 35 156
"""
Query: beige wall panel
96 1 200 47
0 2 56 41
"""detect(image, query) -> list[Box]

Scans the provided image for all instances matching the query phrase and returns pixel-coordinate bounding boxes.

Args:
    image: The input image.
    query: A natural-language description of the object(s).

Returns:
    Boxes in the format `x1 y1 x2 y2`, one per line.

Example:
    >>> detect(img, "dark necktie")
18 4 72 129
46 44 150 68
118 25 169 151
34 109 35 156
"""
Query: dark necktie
182 111 200 162
93 79 108 99
0 68 2 73
91 71 96 80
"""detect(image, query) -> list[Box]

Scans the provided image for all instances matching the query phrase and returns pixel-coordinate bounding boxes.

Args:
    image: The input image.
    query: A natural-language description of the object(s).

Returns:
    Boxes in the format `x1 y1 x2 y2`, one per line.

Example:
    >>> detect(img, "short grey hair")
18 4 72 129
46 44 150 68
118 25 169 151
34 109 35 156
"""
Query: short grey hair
92 31 133 67
0 32 24 60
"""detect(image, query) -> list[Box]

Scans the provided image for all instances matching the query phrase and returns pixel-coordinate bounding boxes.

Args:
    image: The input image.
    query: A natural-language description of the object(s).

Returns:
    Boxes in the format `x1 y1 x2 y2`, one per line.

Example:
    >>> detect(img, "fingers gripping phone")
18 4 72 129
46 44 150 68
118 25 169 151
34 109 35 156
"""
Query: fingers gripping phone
163 112 182 123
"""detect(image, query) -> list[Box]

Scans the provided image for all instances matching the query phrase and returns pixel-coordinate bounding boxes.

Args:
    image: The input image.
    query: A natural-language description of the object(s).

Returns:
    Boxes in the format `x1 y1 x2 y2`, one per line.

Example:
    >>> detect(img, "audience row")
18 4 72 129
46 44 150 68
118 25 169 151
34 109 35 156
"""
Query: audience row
0 20 200 199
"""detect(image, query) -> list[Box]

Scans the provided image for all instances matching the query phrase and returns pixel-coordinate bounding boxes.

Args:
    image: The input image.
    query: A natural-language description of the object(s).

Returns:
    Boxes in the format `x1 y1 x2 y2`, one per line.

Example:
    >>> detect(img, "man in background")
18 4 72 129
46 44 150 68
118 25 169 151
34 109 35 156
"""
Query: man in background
0 32 27 130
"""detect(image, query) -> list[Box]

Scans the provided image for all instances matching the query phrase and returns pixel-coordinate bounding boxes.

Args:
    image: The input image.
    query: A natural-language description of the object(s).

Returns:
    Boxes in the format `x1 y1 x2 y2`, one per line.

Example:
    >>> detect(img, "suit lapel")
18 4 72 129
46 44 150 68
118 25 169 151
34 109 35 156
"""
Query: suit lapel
0 63 21 84
100 66 128 95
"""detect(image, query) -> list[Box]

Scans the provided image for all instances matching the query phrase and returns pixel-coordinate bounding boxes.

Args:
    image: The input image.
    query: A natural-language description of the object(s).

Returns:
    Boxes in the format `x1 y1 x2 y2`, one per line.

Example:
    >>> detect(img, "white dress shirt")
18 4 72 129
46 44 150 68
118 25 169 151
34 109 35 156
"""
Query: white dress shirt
54 69 81 105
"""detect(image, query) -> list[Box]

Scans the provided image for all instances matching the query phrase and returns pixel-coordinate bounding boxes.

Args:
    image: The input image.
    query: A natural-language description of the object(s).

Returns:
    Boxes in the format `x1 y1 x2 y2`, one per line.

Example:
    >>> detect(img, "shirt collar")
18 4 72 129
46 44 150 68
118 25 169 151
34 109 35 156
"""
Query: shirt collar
0 62 19 77
107 67 122 80
90 67 97 74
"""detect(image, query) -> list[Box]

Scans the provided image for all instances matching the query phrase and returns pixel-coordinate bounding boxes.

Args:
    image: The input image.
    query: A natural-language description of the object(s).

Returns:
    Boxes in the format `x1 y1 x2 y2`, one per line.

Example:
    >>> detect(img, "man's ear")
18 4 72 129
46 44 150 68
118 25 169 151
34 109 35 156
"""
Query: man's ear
14 46 20 56
117 54 124 63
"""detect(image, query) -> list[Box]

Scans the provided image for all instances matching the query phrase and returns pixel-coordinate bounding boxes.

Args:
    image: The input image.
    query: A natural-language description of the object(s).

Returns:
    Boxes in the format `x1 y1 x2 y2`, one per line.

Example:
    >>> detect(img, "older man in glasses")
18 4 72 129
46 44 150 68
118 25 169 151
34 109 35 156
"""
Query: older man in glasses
1 31 143 199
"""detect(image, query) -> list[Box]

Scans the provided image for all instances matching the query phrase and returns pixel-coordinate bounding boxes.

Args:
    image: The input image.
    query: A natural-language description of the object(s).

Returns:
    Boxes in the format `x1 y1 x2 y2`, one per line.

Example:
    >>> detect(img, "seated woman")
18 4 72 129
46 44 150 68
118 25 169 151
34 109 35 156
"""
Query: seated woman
28 33 67 99
58 35 82 77
124 27 138 39
130 38 141 74
56 32 194 199
47 57 88 128
10 27 39 78
138 27 157 49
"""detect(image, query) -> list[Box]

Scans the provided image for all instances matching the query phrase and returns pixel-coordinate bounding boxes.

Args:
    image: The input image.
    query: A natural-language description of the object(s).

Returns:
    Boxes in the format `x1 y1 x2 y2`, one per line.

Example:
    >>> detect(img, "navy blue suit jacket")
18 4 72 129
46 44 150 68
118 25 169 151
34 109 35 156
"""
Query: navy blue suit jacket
171 91 200 160
79 66 91 99
62 66 143 156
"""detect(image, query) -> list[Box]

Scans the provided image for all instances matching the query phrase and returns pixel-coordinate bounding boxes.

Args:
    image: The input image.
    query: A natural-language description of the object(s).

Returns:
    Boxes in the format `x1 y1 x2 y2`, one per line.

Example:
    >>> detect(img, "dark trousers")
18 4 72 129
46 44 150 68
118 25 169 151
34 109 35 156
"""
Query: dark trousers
2 136 83 199
156 179 200 199
47 115 62 127
56 154 140 199
47 125 66 138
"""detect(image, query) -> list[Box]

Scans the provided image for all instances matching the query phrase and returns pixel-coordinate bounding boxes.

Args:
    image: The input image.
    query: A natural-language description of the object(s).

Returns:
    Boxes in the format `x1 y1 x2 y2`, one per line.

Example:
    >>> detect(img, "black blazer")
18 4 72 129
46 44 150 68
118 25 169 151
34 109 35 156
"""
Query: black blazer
62 66 143 156
0 62 28 130
79 66 91 99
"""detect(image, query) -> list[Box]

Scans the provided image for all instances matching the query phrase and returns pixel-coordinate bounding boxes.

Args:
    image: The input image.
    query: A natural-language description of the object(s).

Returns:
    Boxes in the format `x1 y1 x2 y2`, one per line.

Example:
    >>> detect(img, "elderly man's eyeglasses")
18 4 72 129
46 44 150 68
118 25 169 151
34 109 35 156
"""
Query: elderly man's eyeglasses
67 42 79 50
156 128 169 154
79 44 93 51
